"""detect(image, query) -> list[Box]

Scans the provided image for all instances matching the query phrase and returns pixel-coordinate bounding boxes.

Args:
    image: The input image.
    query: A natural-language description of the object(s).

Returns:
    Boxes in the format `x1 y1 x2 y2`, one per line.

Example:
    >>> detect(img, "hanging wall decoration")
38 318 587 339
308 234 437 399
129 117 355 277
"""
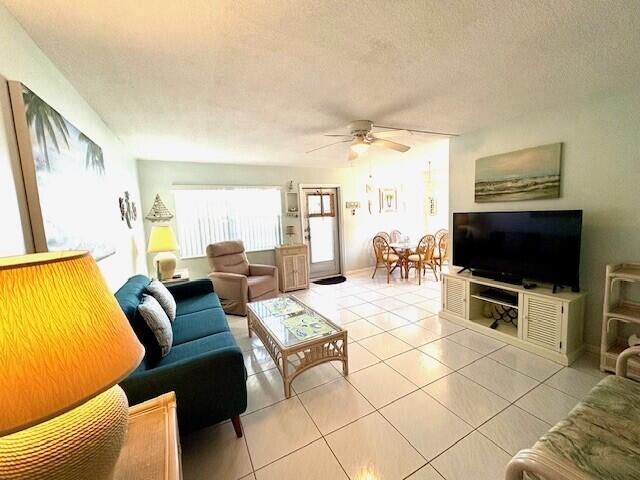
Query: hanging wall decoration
8 81 115 260
118 191 138 229
428 197 437 216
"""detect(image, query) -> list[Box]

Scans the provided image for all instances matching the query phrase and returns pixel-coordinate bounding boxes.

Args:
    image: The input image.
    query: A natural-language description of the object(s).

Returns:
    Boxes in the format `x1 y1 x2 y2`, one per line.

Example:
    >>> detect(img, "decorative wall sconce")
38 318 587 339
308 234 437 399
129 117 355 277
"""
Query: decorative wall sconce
118 191 138 229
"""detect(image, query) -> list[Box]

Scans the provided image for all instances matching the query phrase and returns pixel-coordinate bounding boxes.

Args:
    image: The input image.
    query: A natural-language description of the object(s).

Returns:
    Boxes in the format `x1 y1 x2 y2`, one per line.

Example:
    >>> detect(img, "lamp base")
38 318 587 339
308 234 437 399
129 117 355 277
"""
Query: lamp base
0 385 129 480
154 252 177 281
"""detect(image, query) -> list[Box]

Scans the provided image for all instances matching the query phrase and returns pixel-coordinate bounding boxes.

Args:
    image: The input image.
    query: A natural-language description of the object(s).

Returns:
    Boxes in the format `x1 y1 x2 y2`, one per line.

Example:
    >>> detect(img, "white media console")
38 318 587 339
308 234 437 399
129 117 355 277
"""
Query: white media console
439 270 587 365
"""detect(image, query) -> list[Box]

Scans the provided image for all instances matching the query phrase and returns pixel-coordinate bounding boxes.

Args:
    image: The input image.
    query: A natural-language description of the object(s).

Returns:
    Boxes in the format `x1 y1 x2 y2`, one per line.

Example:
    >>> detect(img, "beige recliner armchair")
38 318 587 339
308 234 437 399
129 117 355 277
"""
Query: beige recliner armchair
206 240 279 315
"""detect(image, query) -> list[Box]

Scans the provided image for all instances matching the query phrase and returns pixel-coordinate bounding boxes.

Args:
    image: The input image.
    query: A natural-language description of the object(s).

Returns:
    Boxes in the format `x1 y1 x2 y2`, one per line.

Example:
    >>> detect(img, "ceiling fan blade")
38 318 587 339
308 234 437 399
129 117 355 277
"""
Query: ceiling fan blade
348 149 358 161
371 138 411 153
323 134 353 137
373 129 411 138
305 139 351 154
374 124 458 137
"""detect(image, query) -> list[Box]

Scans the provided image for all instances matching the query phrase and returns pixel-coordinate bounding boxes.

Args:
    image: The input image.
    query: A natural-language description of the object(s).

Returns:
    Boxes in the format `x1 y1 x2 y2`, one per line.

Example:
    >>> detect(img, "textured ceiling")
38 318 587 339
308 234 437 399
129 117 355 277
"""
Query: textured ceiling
4 0 640 166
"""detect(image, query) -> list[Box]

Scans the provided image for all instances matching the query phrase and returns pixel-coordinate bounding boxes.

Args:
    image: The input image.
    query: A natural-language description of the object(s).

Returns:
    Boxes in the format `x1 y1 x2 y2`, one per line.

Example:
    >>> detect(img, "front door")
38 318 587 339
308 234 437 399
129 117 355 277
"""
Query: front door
301 187 341 279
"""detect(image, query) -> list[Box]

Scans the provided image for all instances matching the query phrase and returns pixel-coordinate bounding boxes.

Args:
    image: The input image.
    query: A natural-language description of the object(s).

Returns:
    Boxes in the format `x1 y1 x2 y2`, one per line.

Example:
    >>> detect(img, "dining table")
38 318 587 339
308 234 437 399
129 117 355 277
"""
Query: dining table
388 240 418 279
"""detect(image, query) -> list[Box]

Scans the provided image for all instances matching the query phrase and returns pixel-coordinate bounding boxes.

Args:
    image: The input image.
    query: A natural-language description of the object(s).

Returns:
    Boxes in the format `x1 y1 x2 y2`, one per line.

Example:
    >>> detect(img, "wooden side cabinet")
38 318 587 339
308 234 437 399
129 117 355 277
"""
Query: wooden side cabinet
275 244 309 292
113 391 182 480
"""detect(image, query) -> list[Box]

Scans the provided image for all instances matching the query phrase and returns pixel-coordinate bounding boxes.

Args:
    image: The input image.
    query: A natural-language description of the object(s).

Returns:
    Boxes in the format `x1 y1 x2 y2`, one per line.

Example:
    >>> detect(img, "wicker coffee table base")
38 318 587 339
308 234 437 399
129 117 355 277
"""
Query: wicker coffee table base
247 311 349 397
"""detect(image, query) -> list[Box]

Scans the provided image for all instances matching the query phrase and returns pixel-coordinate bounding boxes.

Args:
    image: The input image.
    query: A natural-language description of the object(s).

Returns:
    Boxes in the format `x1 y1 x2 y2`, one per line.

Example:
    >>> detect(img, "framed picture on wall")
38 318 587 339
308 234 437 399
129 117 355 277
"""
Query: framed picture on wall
379 188 397 213
474 143 562 203
8 81 115 260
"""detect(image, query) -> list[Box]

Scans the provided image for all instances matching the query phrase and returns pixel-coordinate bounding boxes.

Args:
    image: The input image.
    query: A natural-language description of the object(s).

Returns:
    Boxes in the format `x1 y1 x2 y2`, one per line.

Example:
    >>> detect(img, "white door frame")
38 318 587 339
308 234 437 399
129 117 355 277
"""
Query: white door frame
298 183 345 280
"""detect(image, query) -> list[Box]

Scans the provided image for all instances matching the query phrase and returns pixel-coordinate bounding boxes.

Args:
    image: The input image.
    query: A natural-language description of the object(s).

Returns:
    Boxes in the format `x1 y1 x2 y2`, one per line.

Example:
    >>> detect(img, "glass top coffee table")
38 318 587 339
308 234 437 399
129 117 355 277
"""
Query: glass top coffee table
247 295 348 397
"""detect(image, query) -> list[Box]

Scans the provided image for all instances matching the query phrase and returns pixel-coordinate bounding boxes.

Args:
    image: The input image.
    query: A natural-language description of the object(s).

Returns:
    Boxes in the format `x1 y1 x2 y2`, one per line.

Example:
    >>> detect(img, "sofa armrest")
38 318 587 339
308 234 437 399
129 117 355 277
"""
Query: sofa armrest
121 345 247 432
209 272 248 302
249 264 278 277
166 278 214 301
616 345 640 377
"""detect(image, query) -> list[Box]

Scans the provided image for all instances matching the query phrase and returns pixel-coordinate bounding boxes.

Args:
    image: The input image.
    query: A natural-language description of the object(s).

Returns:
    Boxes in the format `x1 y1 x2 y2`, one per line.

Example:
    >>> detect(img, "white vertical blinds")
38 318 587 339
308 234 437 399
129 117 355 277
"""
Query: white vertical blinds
173 187 283 258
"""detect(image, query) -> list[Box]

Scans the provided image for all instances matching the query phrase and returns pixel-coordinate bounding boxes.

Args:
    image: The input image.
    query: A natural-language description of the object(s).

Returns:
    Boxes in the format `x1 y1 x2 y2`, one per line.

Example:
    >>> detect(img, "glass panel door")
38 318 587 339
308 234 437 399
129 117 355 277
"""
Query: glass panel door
309 216 335 263
302 188 341 279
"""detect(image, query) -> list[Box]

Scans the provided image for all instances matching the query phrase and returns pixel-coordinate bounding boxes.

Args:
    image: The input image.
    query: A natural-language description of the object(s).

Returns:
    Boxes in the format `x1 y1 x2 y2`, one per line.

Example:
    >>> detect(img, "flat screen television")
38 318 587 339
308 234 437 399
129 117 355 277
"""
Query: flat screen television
452 210 582 291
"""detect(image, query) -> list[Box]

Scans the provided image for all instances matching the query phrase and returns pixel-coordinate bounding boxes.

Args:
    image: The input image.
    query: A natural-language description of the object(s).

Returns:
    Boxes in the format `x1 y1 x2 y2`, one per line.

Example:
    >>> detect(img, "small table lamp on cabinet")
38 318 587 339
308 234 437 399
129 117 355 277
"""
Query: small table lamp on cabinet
147 224 179 281
0 251 144 480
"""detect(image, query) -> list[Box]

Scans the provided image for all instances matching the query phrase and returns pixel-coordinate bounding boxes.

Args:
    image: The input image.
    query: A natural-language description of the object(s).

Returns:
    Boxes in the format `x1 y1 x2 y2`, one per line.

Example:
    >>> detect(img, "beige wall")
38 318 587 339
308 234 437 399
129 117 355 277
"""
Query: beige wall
337 140 449 272
449 88 640 348
0 5 146 290
137 139 449 279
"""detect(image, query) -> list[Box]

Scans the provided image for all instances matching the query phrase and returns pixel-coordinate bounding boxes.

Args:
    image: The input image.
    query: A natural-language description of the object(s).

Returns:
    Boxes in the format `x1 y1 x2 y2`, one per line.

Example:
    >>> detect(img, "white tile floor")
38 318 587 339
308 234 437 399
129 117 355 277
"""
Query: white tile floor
182 269 606 480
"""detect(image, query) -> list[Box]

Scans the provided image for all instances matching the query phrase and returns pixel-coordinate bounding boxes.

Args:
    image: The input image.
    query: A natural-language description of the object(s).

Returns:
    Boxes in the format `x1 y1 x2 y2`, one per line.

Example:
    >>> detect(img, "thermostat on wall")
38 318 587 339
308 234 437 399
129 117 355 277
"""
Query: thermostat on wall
345 201 360 215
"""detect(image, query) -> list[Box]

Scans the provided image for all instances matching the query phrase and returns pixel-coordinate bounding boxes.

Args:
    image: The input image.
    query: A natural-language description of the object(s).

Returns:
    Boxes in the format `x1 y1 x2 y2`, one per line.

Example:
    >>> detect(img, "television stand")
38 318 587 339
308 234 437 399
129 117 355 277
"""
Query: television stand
471 269 522 287
439 269 587 365
552 283 581 294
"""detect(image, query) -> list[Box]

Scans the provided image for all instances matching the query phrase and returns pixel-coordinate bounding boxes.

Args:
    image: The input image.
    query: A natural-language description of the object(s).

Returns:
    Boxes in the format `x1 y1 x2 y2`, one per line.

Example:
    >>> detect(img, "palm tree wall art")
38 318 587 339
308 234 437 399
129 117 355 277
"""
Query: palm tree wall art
8 81 115 260
23 88 70 171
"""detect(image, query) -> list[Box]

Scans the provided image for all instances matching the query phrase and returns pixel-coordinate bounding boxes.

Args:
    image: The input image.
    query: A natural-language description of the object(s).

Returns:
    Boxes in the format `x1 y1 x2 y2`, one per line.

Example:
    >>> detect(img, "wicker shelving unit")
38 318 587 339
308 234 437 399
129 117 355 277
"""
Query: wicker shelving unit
600 263 640 379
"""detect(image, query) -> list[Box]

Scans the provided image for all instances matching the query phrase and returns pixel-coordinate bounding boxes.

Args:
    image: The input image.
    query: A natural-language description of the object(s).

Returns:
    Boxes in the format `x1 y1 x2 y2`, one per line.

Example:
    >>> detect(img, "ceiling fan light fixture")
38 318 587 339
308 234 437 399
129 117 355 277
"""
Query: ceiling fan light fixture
350 137 369 155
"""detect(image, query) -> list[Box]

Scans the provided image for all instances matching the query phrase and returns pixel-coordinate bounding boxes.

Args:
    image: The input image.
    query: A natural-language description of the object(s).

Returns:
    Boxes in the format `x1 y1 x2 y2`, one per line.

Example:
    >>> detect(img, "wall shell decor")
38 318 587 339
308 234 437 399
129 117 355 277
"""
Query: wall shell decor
118 191 138 229
9 81 115 260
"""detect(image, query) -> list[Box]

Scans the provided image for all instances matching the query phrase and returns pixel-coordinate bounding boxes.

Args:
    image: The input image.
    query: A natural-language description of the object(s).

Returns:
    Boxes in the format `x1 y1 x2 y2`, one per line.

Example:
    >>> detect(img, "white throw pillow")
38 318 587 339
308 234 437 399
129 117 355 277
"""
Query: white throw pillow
146 279 177 321
138 294 173 357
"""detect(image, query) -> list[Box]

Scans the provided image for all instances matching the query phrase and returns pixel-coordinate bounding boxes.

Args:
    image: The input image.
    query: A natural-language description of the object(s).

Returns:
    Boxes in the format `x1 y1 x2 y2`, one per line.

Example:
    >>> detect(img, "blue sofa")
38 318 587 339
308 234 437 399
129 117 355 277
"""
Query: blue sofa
115 275 247 435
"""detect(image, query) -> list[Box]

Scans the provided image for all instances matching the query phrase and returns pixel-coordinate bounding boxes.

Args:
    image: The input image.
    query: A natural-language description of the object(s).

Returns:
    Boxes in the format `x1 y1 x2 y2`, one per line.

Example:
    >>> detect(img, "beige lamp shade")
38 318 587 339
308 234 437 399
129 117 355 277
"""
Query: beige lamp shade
0 251 144 436
147 224 179 253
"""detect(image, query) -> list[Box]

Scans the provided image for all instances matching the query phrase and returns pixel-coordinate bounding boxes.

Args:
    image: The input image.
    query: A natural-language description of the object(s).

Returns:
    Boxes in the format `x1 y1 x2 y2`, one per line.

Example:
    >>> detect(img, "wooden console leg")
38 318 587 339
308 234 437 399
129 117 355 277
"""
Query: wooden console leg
231 415 243 438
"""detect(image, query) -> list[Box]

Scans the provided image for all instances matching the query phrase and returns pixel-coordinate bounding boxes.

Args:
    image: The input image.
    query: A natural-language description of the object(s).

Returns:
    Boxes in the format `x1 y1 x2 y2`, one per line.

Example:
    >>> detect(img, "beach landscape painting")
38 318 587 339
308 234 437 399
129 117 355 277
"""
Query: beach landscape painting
9 81 115 260
475 143 562 203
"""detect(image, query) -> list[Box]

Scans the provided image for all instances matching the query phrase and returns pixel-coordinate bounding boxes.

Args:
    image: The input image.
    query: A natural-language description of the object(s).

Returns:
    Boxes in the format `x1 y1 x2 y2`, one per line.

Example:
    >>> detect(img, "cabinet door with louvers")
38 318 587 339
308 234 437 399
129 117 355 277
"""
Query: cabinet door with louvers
293 254 308 289
522 295 563 352
282 255 297 291
443 277 467 319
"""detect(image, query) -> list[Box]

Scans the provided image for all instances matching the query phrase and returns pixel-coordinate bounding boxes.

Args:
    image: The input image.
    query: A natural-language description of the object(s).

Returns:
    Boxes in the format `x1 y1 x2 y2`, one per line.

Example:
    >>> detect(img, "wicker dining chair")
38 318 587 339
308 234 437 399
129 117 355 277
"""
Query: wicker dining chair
375 231 391 242
434 228 447 244
433 232 449 272
372 235 402 283
389 230 402 243
406 234 438 284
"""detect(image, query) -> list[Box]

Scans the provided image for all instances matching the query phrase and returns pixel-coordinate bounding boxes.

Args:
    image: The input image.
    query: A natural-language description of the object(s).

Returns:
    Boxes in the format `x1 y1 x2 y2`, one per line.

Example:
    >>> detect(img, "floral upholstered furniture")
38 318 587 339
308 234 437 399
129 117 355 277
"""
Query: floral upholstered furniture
505 346 640 480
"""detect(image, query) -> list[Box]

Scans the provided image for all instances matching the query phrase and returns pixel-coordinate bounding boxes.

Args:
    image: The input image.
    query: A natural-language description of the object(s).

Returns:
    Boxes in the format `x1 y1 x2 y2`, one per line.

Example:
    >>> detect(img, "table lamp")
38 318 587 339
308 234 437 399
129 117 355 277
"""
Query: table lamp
0 251 144 479
147 224 179 280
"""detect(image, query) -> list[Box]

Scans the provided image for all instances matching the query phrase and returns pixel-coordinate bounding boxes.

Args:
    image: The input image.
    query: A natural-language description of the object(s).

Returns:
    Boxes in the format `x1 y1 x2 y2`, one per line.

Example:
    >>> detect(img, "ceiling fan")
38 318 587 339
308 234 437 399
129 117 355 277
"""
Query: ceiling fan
306 120 456 161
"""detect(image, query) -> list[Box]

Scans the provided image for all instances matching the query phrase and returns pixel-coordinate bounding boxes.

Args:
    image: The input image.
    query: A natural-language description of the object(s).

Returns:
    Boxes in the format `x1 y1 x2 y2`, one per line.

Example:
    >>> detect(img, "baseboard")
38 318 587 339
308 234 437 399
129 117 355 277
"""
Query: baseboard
584 343 600 354
345 266 374 276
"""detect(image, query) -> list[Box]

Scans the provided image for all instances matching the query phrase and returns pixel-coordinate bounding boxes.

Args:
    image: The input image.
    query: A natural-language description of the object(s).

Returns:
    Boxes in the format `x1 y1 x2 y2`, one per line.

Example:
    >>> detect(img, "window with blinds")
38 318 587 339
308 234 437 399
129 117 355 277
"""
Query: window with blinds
173 187 283 258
